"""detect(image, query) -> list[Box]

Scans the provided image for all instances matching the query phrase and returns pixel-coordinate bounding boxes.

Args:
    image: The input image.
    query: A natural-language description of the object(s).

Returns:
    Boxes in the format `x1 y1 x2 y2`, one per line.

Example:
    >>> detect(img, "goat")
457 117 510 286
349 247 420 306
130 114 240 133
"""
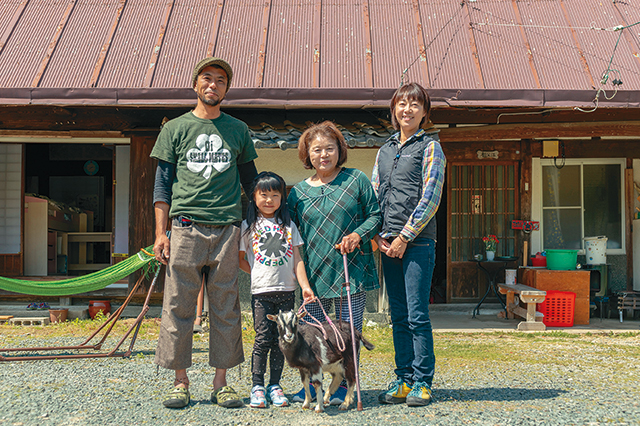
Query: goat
267 309 375 412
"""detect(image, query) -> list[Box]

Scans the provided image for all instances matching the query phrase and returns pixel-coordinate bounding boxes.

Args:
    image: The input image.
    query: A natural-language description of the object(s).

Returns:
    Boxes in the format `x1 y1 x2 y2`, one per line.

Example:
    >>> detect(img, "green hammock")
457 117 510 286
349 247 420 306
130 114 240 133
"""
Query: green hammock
0 246 158 296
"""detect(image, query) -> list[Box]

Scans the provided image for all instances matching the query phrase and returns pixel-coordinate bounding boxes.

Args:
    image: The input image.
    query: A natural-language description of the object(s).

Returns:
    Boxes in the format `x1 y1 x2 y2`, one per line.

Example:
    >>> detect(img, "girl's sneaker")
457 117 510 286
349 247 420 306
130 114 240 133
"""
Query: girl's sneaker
249 385 267 408
266 384 289 407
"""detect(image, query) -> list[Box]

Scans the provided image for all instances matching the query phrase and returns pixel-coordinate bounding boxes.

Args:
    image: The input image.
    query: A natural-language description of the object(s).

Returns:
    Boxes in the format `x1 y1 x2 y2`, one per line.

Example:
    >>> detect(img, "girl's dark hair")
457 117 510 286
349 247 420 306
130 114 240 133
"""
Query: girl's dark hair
244 171 291 237
390 82 431 130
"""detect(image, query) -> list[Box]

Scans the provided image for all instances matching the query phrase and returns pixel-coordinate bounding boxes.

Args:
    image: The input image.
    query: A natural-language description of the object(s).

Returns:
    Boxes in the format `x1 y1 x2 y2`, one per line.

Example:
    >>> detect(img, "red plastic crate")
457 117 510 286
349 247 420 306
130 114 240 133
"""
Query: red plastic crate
537 290 576 327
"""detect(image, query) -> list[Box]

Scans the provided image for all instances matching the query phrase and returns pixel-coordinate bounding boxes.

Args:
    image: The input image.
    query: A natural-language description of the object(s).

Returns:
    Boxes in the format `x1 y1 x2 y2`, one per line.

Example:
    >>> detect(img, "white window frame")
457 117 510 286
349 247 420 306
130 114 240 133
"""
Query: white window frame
531 157 626 255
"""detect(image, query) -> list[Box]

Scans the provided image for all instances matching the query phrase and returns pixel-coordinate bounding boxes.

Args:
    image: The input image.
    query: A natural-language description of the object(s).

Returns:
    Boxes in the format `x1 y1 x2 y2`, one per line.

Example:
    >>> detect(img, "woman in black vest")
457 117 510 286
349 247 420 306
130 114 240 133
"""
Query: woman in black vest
372 83 446 407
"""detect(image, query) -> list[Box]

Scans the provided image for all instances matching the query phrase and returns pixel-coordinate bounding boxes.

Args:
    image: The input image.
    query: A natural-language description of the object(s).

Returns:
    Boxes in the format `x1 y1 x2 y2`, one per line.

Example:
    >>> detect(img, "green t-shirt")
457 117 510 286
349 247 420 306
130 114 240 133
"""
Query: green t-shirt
150 111 258 225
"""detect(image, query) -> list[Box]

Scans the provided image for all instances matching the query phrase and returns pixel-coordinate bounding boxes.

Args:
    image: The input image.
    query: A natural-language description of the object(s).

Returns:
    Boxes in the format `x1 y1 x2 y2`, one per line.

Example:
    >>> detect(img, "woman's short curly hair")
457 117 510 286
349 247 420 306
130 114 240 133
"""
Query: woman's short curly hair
390 82 431 130
297 121 349 170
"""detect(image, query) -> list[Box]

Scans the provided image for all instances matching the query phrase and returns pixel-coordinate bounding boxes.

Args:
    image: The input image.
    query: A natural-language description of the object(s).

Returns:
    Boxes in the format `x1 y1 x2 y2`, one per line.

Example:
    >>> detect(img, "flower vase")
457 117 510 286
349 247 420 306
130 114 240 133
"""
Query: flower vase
486 251 495 261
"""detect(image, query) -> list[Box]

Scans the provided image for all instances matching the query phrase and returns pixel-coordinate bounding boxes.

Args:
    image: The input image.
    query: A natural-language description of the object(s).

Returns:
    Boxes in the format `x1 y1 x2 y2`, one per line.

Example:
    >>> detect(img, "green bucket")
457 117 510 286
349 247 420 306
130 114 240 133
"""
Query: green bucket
545 249 578 270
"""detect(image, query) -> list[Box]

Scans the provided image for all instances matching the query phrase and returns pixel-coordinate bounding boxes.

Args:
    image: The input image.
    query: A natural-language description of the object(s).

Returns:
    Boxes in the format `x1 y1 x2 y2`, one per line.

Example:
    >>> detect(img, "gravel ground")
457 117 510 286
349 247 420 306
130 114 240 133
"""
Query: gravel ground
1 331 640 426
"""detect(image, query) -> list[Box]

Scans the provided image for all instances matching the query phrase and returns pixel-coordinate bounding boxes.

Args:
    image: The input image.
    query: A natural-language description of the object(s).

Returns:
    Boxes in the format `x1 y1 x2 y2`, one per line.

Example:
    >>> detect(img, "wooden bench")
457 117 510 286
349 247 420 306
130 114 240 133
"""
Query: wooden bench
617 291 640 322
498 283 547 331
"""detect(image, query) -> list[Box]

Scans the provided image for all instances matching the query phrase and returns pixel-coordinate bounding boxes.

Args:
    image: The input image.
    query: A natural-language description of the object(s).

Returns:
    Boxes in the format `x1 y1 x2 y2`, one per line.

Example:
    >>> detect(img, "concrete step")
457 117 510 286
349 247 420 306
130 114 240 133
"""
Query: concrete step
8 317 51 326
0 304 161 320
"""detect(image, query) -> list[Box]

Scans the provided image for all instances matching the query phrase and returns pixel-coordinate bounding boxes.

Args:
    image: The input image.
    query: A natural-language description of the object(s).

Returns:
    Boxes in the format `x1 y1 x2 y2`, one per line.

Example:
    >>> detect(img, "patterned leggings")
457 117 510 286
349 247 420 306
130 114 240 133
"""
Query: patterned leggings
302 291 366 332
251 291 295 387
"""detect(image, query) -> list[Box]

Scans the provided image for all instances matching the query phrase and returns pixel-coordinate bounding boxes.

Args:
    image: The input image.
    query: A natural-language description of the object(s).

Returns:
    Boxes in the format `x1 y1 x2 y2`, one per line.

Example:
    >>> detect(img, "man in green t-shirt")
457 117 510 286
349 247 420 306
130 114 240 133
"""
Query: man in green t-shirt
151 57 258 409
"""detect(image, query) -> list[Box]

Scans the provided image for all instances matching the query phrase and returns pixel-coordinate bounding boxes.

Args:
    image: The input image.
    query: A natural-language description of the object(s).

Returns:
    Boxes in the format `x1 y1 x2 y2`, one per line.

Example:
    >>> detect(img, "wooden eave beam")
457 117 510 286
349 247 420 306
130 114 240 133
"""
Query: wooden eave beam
206 0 226 57
143 0 175 88
31 0 77 88
255 0 272 87
0 129 124 139
0 0 29 56
439 120 640 142
90 0 128 88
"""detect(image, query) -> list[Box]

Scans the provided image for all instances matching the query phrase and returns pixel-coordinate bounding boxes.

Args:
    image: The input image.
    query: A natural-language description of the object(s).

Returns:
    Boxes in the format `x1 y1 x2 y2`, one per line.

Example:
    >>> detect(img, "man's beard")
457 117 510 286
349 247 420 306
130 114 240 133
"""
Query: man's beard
198 92 222 107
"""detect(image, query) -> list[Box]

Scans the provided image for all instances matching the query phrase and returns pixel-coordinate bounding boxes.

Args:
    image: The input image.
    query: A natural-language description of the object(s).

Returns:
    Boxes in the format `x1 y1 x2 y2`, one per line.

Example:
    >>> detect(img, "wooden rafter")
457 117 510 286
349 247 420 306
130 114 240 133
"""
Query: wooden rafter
206 0 226 57
90 0 128 88
511 0 541 89
361 0 374 88
411 0 430 87
143 0 175 88
32 0 77 88
255 0 272 87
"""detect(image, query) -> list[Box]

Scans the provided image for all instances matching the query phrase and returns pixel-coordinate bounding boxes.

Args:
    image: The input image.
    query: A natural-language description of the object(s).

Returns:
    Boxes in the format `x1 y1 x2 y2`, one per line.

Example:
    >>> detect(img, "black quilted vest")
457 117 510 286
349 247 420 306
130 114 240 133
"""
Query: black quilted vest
376 130 439 240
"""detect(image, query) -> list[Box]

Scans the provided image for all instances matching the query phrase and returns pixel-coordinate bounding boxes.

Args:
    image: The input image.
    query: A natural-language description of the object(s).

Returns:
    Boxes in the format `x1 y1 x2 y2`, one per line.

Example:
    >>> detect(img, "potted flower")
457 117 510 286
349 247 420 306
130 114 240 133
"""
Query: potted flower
482 235 499 261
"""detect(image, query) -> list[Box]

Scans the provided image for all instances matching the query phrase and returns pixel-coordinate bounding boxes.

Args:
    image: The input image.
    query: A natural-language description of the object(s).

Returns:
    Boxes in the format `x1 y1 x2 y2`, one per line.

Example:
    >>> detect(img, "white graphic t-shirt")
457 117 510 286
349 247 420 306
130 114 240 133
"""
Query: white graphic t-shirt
240 217 304 295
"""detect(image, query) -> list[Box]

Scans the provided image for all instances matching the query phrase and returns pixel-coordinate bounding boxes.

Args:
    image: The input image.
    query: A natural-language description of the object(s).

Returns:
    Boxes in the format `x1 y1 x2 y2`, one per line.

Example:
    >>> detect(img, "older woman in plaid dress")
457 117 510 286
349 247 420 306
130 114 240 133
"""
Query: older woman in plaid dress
287 120 381 404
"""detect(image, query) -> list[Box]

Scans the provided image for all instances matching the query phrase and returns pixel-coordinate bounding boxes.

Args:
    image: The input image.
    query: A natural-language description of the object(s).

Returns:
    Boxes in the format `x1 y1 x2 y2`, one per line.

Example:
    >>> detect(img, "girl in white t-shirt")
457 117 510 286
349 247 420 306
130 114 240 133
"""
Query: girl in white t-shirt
240 171 314 409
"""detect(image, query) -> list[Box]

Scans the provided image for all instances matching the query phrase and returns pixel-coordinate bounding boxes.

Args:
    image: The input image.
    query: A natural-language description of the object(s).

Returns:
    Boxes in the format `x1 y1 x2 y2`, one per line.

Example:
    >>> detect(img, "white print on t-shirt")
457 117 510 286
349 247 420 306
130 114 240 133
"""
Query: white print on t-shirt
187 133 231 179
252 223 294 266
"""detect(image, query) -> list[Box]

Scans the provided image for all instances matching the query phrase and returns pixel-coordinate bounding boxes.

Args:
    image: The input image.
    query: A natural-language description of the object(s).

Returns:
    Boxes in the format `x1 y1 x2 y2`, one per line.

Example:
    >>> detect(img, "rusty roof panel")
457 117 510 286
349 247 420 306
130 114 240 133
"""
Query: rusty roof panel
563 1 640 90
516 1 593 90
320 1 367 88
98 0 167 88
211 0 268 89
0 1 24 55
369 0 424 88
38 0 120 88
0 0 69 88
263 0 316 88
467 0 538 89
420 0 480 89
152 0 220 88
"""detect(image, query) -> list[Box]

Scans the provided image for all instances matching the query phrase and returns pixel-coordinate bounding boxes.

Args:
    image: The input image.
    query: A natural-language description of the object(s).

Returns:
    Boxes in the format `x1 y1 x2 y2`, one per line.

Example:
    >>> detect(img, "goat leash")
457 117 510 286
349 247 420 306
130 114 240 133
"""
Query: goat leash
298 297 346 352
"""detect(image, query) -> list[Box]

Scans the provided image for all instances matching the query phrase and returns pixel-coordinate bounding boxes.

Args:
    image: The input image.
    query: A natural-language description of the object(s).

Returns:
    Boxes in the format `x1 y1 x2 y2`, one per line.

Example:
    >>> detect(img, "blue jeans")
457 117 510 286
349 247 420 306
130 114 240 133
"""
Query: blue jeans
381 237 436 385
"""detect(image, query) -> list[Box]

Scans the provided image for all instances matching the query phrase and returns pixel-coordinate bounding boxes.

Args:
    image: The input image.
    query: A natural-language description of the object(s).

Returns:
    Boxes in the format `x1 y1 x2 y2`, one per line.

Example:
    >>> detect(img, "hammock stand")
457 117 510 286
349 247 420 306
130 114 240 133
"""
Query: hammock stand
0 264 162 362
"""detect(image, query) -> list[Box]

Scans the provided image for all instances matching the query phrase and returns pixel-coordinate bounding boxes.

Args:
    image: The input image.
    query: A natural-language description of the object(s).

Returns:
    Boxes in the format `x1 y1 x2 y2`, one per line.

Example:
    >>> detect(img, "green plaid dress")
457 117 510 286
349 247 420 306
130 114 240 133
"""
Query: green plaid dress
288 168 381 299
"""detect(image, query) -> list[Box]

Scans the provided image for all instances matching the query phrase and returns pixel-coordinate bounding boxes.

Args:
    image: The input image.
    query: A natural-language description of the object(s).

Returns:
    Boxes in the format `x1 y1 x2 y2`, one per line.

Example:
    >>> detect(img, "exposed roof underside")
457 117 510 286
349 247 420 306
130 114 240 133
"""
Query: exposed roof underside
1 0 640 109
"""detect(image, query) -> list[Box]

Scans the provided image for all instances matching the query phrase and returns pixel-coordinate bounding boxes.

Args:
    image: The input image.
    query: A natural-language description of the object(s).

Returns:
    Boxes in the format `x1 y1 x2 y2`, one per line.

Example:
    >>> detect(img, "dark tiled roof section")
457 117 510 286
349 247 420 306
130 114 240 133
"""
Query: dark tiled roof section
248 120 395 149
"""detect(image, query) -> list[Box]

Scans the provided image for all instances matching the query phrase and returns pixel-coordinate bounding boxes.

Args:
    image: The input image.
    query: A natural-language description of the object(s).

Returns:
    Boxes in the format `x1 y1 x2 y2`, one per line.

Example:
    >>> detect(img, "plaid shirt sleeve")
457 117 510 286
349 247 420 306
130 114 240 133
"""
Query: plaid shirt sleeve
371 149 381 197
400 140 446 241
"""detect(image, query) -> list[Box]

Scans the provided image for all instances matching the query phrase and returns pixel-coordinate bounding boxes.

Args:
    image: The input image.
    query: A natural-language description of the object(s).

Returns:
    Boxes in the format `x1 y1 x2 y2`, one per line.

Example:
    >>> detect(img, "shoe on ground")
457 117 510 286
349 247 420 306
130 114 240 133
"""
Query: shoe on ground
266 384 289 407
378 378 413 404
249 385 268 408
291 385 316 403
329 385 347 406
406 381 433 406
211 385 243 408
163 386 190 408
26 303 37 310
193 323 203 333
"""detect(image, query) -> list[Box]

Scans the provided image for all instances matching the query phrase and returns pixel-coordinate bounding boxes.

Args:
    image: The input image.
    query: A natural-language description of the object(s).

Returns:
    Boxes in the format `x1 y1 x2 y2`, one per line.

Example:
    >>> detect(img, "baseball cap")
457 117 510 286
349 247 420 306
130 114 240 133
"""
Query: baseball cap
191 57 233 90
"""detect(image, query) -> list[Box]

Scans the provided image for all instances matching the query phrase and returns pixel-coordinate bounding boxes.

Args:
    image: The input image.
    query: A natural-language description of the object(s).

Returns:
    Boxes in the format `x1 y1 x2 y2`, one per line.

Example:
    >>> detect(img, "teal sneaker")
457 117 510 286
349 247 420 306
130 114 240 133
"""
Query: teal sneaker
406 381 433 406
378 378 413 404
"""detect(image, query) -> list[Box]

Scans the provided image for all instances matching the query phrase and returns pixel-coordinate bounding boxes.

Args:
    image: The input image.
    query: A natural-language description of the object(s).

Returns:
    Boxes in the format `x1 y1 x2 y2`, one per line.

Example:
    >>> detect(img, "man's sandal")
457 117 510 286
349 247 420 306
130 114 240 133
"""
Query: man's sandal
163 387 190 408
211 386 243 408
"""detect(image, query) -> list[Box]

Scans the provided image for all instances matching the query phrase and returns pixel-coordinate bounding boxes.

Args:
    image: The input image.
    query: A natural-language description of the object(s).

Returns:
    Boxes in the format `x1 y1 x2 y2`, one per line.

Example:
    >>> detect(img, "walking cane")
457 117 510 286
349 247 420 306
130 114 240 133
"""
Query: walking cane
336 244 364 411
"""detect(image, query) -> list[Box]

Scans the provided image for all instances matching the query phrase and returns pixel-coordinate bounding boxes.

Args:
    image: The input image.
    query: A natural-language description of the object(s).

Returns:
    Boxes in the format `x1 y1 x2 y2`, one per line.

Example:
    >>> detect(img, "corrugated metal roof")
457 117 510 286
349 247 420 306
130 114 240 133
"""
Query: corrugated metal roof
262 0 317 88
517 1 593 90
420 1 480 89
1 0 640 108
369 0 426 88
